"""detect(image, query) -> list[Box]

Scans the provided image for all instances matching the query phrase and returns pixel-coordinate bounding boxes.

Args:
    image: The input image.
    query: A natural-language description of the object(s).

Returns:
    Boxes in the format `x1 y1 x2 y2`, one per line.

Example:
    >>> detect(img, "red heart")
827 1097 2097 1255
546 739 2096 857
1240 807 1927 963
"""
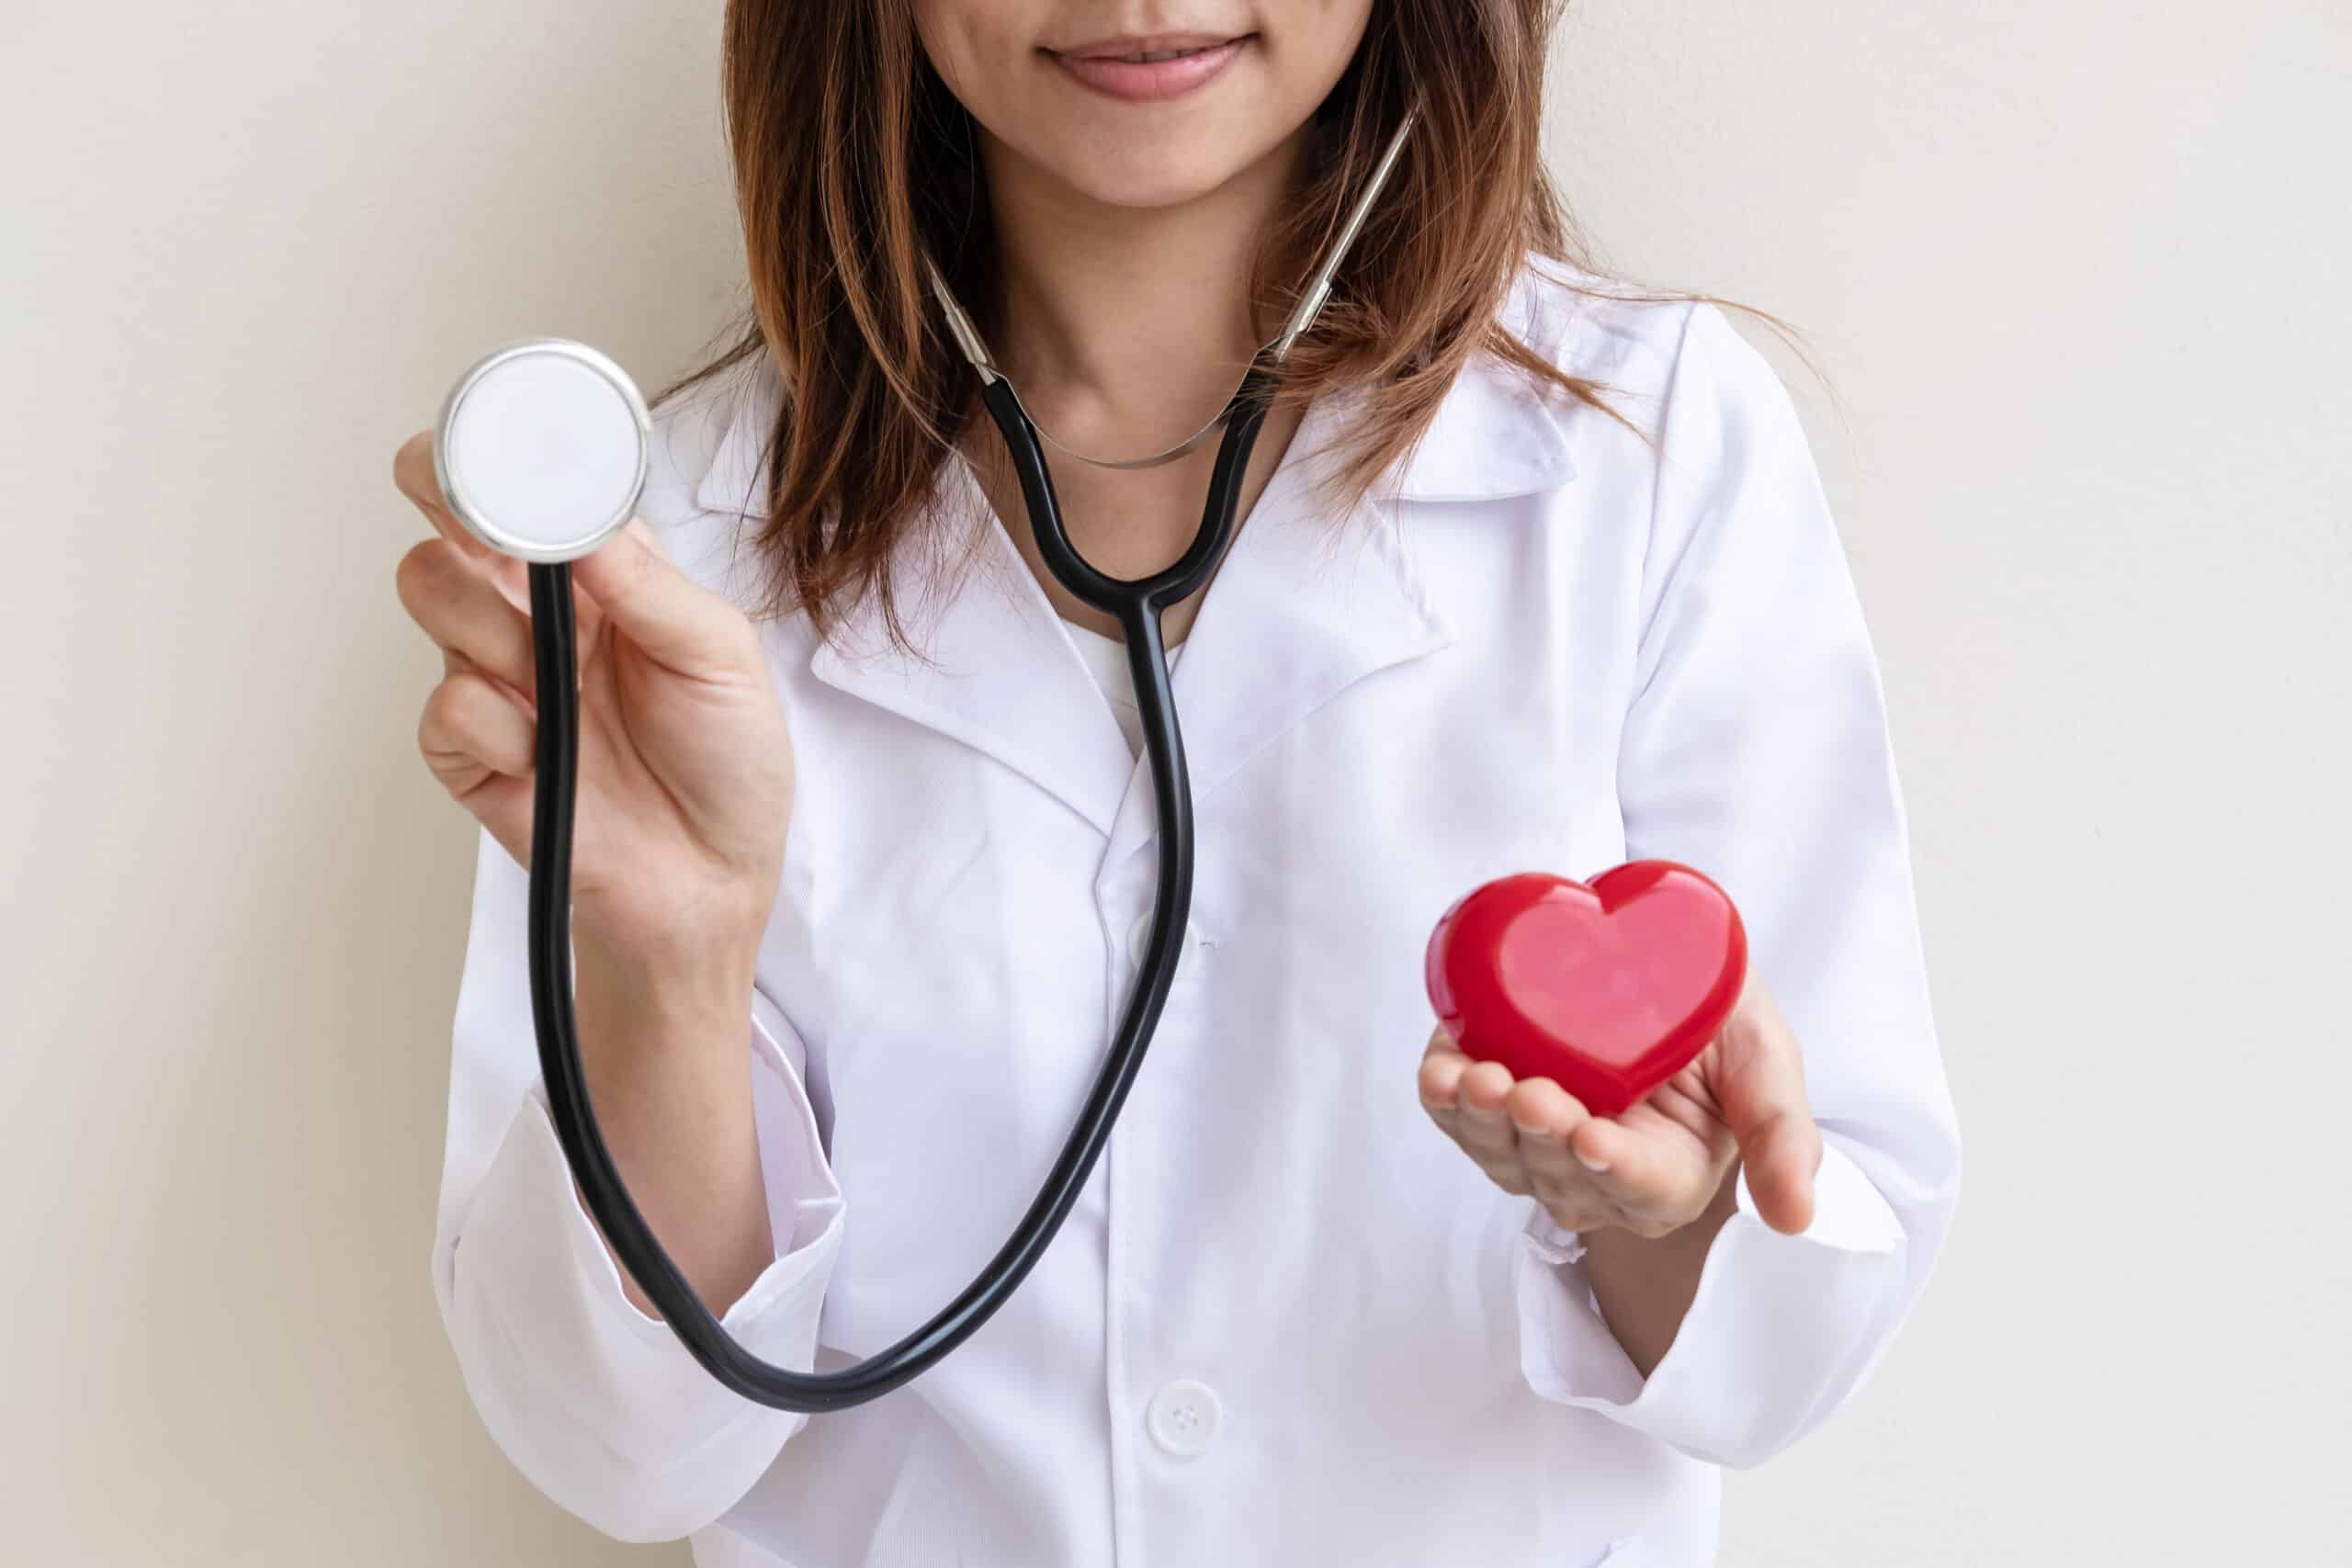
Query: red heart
1424 863 1747 1117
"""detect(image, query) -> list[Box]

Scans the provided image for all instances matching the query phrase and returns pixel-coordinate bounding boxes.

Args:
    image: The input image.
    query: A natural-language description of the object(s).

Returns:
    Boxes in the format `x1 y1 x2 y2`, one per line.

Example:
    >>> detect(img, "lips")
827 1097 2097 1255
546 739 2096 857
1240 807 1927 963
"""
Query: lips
1048 34 1250 103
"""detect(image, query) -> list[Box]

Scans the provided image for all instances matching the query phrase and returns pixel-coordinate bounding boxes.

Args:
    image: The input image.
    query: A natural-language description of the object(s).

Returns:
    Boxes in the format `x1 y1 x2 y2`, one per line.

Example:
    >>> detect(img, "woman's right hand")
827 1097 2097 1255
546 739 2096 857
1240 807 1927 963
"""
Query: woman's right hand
392 429 795 979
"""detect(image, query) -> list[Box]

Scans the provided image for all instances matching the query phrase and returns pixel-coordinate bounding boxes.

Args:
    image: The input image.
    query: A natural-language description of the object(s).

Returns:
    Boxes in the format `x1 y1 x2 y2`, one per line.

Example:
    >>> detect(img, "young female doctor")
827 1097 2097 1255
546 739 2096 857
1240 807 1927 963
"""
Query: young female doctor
393 3 1960 1564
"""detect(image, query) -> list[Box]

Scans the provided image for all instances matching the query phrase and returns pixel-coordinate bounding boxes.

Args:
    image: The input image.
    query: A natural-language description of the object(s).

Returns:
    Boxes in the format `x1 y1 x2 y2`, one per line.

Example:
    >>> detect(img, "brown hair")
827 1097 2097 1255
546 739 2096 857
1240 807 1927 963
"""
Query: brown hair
663 0 1653 646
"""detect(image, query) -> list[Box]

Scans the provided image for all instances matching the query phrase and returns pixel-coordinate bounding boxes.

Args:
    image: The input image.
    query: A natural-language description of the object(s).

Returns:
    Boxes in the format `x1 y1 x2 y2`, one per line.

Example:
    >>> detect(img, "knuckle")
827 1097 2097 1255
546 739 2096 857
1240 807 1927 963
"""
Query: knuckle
423 668 495 733
392 429 437 491
1481 1126 1526 1165
417 673 468 738
393 539 455 616
1518 1136 1569 1178
1476 1156 1531 1196
415 694 451 763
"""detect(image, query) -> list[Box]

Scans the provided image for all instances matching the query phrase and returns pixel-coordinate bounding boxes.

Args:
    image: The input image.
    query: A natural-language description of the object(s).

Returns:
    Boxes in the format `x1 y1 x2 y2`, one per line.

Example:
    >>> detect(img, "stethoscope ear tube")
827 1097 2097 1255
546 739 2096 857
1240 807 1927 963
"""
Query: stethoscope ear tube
521 376 1266 1411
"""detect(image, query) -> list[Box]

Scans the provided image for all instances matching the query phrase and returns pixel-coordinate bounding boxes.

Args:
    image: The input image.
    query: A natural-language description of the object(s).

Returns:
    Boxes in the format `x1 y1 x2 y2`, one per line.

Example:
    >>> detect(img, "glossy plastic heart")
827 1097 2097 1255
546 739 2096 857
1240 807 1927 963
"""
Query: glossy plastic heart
1424 863 1747 1116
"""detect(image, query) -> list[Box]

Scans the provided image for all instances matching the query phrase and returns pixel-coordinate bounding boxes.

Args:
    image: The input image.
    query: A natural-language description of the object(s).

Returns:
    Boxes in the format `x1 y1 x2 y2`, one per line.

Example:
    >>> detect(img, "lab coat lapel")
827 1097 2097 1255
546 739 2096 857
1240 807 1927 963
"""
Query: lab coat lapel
691 329 1579 852
1097 364 1575 870
695 389 1136 837
812 498 1138 837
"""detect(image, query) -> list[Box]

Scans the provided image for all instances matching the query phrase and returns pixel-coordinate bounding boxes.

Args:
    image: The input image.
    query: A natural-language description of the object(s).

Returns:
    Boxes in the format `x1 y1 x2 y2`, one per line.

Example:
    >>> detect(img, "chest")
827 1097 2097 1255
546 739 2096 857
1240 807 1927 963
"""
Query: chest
755 484 1650 1195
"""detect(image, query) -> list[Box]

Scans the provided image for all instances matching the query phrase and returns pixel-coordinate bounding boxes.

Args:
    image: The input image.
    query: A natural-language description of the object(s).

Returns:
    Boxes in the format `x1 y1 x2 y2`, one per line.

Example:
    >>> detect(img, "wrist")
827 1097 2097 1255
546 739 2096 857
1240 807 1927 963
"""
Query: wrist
1581 1158 1739 1253
574 927 761 1038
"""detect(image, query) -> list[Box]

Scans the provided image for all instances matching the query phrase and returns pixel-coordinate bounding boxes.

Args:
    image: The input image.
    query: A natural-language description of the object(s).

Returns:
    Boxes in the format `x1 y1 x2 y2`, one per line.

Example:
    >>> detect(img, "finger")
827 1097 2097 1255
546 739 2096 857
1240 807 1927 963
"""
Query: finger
1714 993 1823 1235
395 539 537 700
1417 1031 1473 1111
420 668 536 778
1506 1077 1590 1179
1425 1057 1532 1194
569 518 756 675
417 673 537 863
393 431 484 557
394 431 536 613
1504 1077 1589 1140
1416 1041 1472 1144
1506 1078 1611 1221
1451 1059 1524 1169
447 645 534 716
1565 1114 1710 1222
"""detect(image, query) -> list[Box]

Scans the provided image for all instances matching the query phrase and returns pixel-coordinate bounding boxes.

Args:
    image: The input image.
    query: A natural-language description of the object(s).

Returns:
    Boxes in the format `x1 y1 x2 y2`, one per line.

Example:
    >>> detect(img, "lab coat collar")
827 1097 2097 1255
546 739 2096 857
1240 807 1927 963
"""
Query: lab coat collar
688 265 1579 519
690 304 1576 842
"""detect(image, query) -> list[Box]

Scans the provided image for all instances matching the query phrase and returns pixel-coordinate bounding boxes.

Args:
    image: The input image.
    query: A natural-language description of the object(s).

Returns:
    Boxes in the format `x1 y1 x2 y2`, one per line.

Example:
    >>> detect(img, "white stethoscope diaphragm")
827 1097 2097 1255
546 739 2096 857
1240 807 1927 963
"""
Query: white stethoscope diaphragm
434 338 650 563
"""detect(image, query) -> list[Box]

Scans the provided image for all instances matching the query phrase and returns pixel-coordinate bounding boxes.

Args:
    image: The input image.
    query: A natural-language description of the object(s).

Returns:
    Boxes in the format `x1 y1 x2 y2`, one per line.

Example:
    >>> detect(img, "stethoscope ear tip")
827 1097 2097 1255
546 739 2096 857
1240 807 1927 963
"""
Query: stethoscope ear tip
435 338 651 564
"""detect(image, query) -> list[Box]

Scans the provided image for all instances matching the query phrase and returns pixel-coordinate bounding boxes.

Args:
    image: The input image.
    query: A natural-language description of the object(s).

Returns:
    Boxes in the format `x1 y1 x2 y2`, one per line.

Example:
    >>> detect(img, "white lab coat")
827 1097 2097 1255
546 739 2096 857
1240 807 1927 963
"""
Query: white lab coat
431 261 1961 1568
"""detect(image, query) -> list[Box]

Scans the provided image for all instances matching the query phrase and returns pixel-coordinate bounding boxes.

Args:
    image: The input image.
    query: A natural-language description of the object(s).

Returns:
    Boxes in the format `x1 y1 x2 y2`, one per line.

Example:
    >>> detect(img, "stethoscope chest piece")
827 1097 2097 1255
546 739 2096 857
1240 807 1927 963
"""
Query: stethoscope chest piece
435 338 650 563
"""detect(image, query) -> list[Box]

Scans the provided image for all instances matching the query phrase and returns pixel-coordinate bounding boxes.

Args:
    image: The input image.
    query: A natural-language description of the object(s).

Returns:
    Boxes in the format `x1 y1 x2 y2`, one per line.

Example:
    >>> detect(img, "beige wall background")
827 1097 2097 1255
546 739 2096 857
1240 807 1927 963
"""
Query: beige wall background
3 1 2344 1563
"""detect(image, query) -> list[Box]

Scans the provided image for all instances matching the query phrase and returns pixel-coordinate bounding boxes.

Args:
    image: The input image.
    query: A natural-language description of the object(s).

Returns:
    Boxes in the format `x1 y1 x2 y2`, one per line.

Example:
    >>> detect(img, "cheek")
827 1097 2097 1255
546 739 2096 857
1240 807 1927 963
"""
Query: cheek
911 0 1032 111
1270 0 1377 82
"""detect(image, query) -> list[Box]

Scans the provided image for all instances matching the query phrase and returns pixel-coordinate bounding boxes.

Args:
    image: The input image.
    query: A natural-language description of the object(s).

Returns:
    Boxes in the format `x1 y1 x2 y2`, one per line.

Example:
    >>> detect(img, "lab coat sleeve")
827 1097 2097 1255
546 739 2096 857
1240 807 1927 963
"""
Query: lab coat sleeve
1513 302 1962 1469
429 826 845 1542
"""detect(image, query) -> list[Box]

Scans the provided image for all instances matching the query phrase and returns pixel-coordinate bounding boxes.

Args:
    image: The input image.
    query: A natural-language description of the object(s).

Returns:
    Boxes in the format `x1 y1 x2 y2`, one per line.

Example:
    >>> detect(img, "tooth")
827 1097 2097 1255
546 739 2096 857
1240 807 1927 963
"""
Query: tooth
1102 44 1214 64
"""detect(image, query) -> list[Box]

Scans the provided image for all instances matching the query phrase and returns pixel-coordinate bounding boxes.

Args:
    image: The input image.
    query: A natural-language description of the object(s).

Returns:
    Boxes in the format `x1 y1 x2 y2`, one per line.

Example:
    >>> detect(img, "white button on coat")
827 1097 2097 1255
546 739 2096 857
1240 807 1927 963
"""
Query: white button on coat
430 262 1960 1568
1145 1379 1223 1457
1127 908 1204 971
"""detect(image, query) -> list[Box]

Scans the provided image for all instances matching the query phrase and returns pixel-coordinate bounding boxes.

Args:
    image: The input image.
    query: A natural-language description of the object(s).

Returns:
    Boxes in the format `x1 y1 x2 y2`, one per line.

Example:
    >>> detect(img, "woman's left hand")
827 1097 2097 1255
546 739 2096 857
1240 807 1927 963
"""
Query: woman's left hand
1418 975 1824 1239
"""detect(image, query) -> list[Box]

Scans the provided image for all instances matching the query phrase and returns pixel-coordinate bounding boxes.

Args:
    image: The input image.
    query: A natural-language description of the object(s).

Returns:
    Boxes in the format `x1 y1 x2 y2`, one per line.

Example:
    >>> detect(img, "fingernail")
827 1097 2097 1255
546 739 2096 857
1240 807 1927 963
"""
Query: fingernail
1575 1149 1610 1174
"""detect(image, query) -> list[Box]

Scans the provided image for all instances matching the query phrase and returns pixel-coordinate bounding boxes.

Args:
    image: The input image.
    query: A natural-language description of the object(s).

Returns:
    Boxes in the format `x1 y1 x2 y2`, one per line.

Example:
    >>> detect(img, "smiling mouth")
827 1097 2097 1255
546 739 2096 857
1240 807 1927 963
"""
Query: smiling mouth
1047 34 1254 103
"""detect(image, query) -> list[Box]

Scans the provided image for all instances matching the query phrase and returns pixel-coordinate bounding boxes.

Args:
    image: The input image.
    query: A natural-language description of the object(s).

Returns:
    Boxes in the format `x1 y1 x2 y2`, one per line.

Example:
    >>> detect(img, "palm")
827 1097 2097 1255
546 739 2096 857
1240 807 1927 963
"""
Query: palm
1606 1051 1740 1208
1419 975 1818 1240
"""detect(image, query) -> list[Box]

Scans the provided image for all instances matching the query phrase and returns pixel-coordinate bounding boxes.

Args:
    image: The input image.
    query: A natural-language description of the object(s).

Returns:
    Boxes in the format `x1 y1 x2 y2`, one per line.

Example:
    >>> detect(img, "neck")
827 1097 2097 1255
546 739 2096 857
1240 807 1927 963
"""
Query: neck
978 130 1306 456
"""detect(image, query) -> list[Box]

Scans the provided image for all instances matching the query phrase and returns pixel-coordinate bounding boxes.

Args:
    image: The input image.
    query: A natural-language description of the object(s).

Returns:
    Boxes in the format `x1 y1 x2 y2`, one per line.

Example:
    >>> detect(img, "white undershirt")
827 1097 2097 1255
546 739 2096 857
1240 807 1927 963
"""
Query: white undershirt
1063 622 1185 758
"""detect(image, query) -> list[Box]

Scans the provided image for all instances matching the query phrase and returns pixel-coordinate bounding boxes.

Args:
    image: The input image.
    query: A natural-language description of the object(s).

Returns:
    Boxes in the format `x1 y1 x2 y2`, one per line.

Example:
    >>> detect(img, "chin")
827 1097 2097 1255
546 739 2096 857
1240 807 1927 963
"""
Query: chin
1037 134 1262 210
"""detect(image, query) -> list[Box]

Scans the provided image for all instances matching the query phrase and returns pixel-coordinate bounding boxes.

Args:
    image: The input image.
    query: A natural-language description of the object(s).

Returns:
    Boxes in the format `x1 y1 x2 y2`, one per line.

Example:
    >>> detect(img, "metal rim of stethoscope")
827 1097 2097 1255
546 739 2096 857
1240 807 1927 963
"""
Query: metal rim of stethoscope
434 338 652 563
502 109 1417 1413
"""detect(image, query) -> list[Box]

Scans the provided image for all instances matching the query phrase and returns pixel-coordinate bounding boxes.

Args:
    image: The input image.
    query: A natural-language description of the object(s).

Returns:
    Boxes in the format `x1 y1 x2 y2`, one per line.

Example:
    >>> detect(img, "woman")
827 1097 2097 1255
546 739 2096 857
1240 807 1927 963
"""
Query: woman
394 3 1960 1563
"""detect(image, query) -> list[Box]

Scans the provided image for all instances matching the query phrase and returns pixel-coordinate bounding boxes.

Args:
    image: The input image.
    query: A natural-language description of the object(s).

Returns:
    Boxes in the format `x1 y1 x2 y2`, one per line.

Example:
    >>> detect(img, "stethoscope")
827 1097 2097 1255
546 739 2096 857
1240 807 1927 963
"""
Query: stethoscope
432 116 1415 1412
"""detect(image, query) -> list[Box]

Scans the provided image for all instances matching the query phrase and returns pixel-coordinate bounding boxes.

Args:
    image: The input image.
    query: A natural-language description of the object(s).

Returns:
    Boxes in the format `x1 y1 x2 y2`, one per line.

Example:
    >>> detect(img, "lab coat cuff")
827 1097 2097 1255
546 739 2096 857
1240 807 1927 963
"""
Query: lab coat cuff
1513 1140 1905 1469
1522 1205 1588 1267
567 994 847 1335
573 997 848 1333
445 1021 842 1529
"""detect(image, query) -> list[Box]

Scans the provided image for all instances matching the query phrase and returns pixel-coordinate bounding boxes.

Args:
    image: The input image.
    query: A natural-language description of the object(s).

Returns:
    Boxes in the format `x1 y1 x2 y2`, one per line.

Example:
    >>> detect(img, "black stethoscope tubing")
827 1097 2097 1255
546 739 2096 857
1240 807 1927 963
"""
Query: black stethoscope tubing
524 367 1272 1412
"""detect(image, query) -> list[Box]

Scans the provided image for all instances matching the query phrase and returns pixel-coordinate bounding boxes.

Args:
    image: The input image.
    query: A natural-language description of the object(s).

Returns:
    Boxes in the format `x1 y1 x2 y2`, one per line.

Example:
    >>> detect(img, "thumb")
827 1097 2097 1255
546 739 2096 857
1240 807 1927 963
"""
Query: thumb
1713 988 1823 1235
568 518 752 675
